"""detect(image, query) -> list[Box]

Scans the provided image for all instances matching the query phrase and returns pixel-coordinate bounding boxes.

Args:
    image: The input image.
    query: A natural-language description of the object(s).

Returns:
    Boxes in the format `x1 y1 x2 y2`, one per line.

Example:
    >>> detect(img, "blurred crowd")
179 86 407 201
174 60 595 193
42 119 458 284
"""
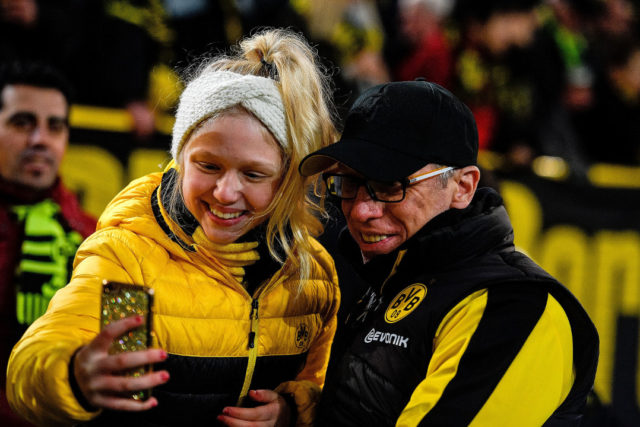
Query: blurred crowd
2 0 639 173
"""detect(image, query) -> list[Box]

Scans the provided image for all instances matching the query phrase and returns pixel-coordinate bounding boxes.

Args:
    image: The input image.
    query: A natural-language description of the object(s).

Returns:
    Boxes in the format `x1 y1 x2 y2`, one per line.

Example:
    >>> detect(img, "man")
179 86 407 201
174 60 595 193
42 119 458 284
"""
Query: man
299 80 598 426
0 61 96 424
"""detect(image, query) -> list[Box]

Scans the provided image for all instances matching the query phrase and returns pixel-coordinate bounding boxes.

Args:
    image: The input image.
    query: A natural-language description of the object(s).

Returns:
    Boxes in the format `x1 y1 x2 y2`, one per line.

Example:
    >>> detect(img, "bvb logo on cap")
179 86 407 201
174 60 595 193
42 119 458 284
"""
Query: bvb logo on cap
295 322 310 349
385 283 427 323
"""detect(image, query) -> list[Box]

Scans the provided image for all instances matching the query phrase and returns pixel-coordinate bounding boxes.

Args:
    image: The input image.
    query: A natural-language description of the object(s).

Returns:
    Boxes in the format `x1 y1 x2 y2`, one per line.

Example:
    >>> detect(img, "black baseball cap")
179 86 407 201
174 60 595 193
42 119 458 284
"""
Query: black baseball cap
299 80 478 182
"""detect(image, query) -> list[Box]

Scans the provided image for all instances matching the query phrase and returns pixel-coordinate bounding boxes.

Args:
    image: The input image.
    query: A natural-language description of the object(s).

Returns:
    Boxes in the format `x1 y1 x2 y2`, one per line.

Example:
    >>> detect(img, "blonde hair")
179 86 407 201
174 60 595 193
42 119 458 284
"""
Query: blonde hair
170 28 338 283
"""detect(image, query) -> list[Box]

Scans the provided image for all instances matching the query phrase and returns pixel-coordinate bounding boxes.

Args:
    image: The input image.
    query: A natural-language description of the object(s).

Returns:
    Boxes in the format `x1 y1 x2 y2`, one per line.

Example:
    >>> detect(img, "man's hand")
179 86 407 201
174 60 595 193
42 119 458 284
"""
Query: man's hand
217 389 292 427
73 315 170 411
126 101 156 141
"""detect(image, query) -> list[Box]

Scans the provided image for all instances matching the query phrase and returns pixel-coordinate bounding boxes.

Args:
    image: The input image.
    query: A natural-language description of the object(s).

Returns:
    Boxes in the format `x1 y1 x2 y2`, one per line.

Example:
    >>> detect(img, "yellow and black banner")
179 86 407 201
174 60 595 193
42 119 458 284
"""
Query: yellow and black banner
499 168 640 426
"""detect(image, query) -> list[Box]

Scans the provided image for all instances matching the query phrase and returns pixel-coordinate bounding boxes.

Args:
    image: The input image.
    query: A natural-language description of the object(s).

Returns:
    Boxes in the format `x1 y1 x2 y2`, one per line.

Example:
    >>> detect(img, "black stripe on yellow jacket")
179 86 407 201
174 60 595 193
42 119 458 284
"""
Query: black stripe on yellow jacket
418 285 552 425
93 352 309 425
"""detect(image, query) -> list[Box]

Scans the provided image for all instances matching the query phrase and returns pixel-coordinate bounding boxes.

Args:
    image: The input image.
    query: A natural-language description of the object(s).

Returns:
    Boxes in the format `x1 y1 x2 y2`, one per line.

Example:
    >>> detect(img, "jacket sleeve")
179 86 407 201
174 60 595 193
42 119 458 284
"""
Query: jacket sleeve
396 286 575 427
275 243 341 427
6 228 153 426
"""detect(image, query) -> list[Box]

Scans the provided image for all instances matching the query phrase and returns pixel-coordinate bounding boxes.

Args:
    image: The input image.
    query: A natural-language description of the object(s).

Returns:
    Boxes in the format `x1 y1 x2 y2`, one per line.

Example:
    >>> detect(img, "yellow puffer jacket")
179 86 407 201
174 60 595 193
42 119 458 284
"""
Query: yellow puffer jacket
7 168 340 426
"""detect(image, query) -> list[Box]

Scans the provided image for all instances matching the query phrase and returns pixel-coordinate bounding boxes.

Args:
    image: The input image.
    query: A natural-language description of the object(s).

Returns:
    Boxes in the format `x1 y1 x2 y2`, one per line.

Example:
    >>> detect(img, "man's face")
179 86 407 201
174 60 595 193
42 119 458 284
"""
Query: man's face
0 84 68 190
340 163 457 261
483 11 537 55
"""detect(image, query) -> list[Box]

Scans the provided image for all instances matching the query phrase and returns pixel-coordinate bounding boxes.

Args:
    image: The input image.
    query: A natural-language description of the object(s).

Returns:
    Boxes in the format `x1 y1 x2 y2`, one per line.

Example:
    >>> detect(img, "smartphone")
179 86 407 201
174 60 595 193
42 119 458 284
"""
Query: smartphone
100 280 155 401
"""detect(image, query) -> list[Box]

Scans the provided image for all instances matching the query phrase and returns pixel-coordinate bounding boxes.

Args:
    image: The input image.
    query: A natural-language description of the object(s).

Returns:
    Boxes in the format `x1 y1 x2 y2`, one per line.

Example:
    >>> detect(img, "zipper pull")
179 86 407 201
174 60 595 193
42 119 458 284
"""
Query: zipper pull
250 299 259 319
248 299 259 348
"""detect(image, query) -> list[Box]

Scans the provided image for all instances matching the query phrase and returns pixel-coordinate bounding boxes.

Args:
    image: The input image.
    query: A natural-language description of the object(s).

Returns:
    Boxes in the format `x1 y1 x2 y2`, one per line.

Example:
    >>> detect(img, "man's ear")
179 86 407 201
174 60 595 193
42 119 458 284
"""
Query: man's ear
450 166 480 209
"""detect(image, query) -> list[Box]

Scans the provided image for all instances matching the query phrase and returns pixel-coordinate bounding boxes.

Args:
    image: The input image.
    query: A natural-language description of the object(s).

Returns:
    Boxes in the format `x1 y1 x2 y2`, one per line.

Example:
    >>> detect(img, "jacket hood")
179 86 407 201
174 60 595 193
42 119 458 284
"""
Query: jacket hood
96 169 201 262
97 171 164 236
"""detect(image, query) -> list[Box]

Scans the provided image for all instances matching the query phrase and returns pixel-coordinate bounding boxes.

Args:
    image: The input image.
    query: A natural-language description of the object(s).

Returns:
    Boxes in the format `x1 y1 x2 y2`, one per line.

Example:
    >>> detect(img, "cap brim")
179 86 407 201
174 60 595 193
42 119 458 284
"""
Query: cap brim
299 138 428 182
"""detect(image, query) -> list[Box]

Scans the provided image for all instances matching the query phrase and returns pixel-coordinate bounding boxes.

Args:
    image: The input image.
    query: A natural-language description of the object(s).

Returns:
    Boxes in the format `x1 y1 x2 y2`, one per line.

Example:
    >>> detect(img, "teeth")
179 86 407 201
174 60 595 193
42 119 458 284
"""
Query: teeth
211 208 243 219
361 233 389 243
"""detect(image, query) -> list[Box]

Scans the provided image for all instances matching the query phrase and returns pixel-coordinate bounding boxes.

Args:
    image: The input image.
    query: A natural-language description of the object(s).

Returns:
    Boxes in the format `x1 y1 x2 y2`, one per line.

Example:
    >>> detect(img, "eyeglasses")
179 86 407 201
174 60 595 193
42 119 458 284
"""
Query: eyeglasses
322 166 454 203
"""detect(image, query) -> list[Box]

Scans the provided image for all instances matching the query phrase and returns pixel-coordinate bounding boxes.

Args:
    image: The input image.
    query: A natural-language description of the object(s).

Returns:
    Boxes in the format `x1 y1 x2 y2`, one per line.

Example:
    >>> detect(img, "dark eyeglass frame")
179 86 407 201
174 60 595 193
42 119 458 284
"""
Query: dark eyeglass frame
322 166 454 203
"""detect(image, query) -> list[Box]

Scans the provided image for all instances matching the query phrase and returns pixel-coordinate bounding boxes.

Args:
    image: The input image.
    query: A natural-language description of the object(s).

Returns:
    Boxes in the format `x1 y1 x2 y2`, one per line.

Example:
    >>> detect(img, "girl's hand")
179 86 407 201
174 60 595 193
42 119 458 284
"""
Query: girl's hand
217 389 292 427
73 315 170 411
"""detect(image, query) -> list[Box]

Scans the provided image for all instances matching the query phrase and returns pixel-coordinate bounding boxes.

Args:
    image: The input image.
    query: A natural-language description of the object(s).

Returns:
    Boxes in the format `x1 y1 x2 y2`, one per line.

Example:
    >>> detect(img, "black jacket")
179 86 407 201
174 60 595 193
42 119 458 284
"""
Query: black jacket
318 188 598 426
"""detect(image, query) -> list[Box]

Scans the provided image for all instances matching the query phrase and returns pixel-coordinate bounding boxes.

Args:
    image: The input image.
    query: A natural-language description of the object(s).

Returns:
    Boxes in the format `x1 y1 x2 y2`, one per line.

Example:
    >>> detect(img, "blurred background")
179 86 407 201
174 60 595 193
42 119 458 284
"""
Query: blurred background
1 0 639 425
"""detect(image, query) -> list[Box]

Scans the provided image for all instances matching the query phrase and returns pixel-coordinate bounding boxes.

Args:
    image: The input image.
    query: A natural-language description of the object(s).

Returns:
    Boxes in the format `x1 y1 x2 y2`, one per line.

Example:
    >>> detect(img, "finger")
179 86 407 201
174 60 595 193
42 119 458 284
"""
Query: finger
90 370 170 395
248 389 280 404
91 394 159 412
93 316 146 351
217 413 269 427
220 404 274 422
100 349 167 373
215 414 238 427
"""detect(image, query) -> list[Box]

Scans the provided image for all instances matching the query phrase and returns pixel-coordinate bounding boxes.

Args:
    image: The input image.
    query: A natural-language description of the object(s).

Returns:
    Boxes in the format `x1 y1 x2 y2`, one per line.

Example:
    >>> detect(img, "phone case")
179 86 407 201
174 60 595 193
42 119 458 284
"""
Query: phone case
100 280 155 401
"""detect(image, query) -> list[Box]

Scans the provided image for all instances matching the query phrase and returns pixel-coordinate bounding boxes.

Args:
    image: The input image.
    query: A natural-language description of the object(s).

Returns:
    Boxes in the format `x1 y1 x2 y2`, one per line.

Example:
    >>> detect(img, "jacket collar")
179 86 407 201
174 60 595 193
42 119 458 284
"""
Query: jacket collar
153 167 283 286
159 168 199 237
404 187 513 269
0 175 60 205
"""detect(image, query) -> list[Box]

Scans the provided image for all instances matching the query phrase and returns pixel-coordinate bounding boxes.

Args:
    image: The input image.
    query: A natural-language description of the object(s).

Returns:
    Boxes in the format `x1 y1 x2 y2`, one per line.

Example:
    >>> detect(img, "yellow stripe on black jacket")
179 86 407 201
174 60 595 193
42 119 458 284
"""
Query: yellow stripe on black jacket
7 167 340 426
317 188 598 427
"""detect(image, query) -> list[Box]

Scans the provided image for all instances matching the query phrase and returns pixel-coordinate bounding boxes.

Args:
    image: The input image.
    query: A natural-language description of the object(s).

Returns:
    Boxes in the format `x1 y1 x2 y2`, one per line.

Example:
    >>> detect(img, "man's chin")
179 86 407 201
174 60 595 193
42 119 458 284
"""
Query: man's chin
18 173 57 191
359 237 402 262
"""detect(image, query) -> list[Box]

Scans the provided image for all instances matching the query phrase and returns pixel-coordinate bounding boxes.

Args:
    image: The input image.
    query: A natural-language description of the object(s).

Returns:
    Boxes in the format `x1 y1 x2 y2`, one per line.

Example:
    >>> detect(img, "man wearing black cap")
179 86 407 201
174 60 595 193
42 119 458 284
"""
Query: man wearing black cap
299 80 598 426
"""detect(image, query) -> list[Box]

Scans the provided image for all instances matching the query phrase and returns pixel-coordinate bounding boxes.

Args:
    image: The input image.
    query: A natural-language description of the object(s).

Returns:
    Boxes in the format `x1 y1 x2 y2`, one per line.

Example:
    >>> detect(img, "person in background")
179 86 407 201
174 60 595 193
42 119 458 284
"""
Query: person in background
7 28 339 427
0 60 96 426
452 0 568 169
0 0 75 69
545 0 601 113
392 0 454 87
577 36 640 165
299 79 599 426
64 0 170 142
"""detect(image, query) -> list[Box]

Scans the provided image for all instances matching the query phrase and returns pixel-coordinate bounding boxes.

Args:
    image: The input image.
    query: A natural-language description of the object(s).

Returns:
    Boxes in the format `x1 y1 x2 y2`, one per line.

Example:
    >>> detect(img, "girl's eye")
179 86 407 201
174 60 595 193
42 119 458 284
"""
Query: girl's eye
199 162 220 171
245 171 267 179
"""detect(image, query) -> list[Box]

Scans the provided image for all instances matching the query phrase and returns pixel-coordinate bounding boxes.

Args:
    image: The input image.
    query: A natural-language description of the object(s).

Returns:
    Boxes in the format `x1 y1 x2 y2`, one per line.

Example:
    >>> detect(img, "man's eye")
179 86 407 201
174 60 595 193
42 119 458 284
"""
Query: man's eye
9 115 36 131
373 182 403 194
48 119 68 133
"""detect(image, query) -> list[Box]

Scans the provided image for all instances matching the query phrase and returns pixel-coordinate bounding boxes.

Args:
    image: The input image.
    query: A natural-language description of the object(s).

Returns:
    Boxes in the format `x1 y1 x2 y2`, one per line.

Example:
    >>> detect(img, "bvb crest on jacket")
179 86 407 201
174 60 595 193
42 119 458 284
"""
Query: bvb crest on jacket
384 283 428 323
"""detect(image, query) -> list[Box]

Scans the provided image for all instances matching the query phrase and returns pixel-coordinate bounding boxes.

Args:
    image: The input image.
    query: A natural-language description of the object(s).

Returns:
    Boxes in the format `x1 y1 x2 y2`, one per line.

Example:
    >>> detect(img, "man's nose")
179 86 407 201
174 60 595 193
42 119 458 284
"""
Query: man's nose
213 172 242 204
27 125 52 147
349 186 384 220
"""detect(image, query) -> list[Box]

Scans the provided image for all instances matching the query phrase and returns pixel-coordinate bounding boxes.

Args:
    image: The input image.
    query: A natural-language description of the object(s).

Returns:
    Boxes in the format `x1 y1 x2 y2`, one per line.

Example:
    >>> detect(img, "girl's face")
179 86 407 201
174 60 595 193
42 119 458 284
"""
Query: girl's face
181 113 284 244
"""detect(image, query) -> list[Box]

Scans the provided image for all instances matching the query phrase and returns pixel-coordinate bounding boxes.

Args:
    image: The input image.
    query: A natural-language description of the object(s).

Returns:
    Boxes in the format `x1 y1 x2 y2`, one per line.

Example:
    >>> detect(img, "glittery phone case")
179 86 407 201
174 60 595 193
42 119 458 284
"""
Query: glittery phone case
100 280 154 401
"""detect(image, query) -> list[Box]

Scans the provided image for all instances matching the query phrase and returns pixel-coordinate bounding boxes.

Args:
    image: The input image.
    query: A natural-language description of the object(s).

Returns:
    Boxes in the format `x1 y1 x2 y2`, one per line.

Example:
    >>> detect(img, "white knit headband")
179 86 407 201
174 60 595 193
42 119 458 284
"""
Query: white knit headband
171 70 288 160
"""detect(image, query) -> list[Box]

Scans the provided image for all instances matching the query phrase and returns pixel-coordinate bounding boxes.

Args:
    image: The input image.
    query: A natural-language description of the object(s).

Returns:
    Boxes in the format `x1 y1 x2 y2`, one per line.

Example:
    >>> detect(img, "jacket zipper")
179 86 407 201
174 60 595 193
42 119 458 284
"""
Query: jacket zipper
237 297 260 406
379 249 407 295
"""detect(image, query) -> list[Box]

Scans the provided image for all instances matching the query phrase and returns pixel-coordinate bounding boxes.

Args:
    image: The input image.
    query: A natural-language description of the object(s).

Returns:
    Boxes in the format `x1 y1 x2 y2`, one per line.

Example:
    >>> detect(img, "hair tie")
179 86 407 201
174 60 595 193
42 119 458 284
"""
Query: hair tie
260 57 278 80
